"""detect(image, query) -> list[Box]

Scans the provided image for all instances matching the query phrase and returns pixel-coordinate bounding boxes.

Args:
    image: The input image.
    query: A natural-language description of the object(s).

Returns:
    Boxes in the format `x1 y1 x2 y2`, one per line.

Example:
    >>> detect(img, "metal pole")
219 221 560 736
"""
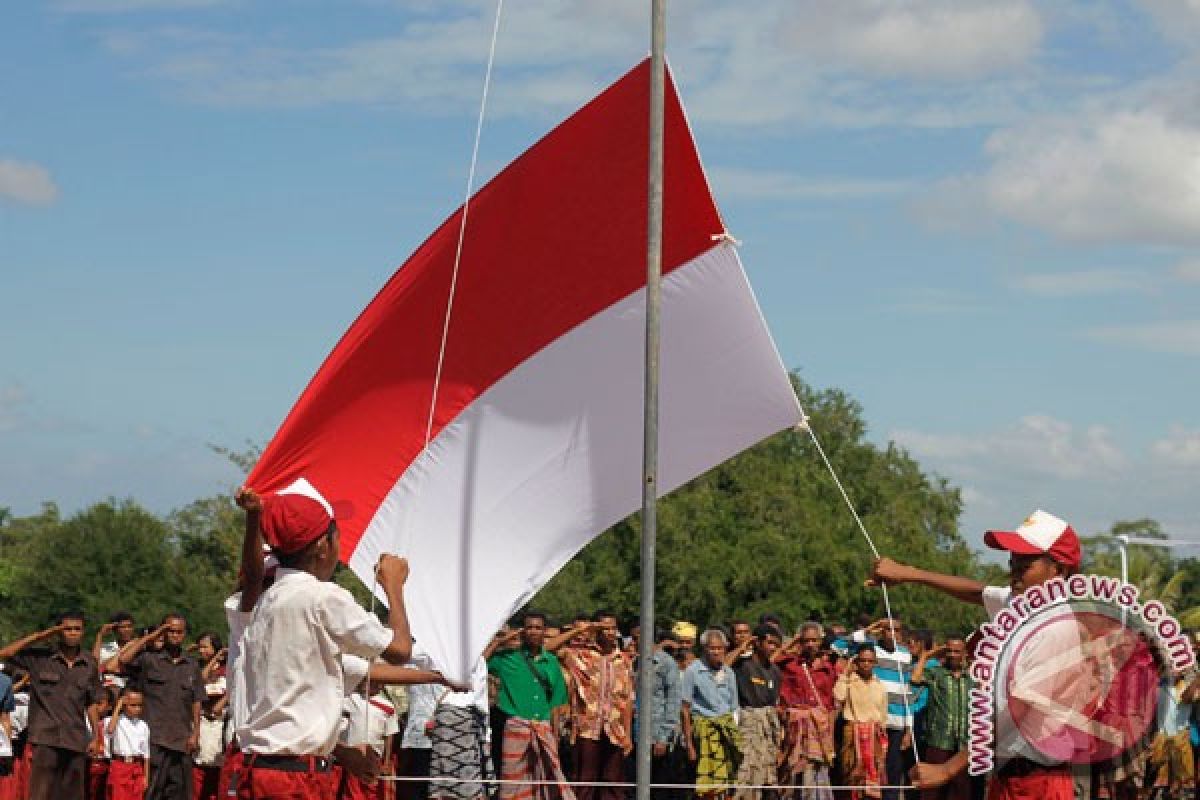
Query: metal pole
637 4 666 800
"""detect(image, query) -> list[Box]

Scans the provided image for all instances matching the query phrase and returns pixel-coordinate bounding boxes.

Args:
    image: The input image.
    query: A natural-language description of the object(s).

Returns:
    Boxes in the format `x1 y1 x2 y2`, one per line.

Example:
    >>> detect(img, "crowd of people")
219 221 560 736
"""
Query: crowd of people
0 493 1195 800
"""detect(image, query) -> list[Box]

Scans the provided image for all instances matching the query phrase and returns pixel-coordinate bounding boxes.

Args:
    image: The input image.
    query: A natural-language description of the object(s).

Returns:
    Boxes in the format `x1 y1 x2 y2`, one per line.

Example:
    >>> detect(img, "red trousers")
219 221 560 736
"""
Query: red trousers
988 765 1073 800
107 759 147 800
219 746 245 798
194 764 221 800
239 767 337 800
340 772 390 800
88 758 110 800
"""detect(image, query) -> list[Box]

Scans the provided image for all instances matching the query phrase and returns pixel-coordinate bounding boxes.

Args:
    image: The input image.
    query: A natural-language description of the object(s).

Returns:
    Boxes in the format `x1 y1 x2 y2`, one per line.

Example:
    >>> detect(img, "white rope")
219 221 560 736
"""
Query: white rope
366 0 505 732
423 0 506 448
799 417 921 764
379 775 915 790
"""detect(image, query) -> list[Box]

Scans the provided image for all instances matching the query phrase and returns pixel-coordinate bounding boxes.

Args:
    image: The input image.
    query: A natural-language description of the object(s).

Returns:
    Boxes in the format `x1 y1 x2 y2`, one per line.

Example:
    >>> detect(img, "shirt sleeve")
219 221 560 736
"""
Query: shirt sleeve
191 663 206 704
982 585 1012 619
655 659 682 743
320 585 394 660
680 663 695 706
342 654 370 696
726 667 740 713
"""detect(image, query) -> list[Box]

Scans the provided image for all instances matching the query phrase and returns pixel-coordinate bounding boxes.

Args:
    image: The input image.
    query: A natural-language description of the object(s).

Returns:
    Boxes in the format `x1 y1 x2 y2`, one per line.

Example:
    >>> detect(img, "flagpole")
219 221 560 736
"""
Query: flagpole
637 3 666 800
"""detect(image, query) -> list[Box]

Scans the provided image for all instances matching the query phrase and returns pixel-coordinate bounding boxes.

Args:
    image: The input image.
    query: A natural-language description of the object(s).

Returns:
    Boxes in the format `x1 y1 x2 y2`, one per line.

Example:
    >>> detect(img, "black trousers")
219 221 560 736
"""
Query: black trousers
147 745 193 800
28 744 87 800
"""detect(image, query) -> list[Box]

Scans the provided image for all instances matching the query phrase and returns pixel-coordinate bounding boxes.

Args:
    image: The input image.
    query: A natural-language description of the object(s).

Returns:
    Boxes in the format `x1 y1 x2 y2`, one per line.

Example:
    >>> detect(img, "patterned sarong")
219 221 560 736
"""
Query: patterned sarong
839 721 887 800
431 706 494 800
498 717 575 800
780 707 834 800
694 713 742 795
733 707 782 800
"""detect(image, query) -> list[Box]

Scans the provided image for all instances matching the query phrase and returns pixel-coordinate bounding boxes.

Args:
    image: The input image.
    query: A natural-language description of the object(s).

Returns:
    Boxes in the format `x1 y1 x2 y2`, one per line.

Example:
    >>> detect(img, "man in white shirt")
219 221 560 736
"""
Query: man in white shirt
233 479 414 800
868 509 1084 800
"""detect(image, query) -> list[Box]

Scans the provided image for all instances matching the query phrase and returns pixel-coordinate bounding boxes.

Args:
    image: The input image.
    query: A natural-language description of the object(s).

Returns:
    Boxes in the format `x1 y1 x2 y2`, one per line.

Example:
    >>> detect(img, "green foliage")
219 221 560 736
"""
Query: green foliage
7 375 1191 650
531 376 989 637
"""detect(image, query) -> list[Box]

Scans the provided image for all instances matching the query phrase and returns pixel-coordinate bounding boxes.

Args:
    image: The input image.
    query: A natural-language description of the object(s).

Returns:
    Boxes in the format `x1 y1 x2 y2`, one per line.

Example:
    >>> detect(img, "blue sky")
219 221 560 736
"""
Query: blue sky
3 0 1199 557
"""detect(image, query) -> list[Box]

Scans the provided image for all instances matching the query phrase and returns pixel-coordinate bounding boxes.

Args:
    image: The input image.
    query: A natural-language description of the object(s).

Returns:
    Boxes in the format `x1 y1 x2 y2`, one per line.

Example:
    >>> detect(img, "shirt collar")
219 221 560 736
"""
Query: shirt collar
275 566 316 581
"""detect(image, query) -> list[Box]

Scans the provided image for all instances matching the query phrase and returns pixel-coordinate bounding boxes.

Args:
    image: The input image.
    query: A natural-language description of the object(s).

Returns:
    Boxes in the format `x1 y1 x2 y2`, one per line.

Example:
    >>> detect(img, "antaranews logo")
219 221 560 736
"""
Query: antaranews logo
968 575 1195 775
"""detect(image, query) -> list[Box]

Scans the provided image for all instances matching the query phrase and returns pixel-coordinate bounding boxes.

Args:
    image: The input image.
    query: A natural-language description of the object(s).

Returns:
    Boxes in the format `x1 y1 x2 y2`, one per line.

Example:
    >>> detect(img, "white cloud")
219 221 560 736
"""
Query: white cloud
1086 320 1200 355
1152 425 1200 467
776 1 1043 80
708 166 910 200
893 414 1126 480
928 91 1200 245
0 159 59 207
1008 269 1146 296
890 416 1200 549
89 0 1046 127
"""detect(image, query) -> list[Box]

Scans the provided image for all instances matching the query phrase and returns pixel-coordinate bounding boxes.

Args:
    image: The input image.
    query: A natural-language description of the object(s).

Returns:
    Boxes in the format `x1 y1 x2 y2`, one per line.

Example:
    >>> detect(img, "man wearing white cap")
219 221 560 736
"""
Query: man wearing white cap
867 510 1085 800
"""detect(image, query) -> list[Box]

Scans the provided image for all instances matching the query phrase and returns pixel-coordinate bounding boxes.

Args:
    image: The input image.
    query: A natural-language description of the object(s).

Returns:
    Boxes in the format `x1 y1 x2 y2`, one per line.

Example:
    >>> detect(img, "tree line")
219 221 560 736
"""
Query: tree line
2 375 1195 643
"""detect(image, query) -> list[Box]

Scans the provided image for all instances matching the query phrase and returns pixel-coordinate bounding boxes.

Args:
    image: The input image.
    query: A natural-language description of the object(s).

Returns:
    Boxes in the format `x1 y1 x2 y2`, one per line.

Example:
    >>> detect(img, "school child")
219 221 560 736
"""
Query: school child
233 481 414 799
106 688 151 800
87 687 118 800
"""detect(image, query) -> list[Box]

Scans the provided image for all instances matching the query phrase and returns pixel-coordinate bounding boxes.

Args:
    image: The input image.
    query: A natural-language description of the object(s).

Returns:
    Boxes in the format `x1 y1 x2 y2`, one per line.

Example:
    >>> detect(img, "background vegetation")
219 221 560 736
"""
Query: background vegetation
2 375 1195 643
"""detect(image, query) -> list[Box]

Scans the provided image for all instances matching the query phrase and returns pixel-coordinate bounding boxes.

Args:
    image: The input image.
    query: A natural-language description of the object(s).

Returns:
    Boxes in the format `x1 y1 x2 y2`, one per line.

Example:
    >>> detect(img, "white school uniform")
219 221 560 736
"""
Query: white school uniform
237 568 393 756
108 715 151 758
341 691 400 758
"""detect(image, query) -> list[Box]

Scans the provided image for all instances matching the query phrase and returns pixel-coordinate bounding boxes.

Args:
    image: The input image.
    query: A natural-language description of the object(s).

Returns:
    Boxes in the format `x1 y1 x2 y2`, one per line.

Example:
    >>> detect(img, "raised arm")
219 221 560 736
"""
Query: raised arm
724 636 753 667
868 557 985 606
93 622 116 664
0 623 66 662
107 695 125 736
235 487 266 613
545 623 593 654
484 629 521 660
111 623 169 670
911 645 944 686
375 555 413 665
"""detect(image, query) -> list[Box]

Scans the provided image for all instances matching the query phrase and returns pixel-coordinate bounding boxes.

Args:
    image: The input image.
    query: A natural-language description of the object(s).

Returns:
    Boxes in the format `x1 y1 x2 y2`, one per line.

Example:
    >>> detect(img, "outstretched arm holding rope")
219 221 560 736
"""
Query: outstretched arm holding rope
866 558 985 606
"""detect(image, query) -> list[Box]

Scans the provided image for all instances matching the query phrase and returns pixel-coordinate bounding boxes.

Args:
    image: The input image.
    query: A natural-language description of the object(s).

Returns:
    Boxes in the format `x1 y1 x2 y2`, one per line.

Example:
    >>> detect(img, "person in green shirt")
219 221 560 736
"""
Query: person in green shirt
486 612 572 800
911 637 972 800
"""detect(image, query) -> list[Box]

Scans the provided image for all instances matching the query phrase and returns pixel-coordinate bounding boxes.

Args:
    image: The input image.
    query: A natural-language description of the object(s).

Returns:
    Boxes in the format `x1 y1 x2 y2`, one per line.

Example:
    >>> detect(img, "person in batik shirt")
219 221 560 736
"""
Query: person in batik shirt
556 612 634 800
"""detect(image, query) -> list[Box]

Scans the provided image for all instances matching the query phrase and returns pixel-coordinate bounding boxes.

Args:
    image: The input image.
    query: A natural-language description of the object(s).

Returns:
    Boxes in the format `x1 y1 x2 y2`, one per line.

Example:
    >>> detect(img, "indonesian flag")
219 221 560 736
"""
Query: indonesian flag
246 59 801 682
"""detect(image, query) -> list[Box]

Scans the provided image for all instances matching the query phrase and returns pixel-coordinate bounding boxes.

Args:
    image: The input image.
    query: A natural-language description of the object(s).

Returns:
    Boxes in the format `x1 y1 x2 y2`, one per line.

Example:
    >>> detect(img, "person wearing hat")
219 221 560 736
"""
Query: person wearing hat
233 478 415 800
866 509 1085 800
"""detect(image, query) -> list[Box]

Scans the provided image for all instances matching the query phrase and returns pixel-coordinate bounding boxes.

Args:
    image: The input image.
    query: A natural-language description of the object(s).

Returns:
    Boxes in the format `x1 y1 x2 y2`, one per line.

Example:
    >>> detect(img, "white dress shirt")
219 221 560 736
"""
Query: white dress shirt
223 592 253 744
236 568 394 756
109 715 150 758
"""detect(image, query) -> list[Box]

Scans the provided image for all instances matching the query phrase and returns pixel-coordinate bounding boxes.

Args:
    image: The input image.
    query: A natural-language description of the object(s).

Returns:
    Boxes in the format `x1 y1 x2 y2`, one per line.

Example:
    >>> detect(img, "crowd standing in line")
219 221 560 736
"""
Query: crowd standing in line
0 504 1198 800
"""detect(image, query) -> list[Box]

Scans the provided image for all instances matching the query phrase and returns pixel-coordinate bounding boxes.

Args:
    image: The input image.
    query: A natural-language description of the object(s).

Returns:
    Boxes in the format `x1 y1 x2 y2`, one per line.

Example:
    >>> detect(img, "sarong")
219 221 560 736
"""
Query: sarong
780 707 834 800
733 707 782 800
694 714 741 795
498 717 574 800
839 721 886 800
430 706 493 800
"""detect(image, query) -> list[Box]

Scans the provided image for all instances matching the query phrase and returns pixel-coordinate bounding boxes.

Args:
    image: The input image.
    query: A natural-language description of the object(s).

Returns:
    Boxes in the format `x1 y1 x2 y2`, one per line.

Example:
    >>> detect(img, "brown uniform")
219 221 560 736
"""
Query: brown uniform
127 650 205 800
9 646 102 800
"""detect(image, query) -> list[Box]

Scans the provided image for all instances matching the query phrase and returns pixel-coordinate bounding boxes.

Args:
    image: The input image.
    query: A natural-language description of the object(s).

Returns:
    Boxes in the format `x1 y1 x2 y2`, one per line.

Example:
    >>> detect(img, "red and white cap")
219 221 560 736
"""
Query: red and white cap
984 509 1081 569
260 477 346 556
